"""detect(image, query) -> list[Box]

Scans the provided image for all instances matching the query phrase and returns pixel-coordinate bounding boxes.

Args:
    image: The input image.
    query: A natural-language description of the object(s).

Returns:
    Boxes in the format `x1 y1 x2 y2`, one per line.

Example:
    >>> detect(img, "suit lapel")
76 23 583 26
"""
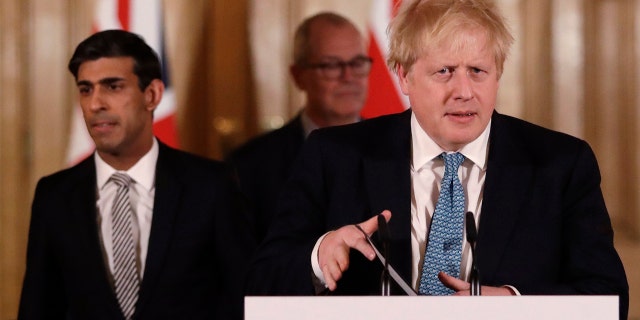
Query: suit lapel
69 158 103 264
68 157 123 312
363 110 413 285
476 113 533 284
137 143 183 311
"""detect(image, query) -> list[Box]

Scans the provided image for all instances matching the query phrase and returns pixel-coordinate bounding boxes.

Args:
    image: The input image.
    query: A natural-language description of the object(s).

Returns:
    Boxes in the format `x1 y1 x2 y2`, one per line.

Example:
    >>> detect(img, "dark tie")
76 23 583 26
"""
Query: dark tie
110 173 139 319
419 152 465 295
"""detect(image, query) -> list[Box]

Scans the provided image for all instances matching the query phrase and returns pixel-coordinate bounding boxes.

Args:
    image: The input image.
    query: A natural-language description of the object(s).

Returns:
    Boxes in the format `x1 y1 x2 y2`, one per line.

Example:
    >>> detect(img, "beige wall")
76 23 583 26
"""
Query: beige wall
1 0 93 316
1 0 639 318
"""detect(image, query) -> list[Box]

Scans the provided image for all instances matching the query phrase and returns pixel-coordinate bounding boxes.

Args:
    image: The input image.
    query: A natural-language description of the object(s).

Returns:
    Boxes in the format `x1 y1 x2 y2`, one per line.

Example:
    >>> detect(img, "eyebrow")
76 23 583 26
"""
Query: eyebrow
317 54 369 61
76 77 125 87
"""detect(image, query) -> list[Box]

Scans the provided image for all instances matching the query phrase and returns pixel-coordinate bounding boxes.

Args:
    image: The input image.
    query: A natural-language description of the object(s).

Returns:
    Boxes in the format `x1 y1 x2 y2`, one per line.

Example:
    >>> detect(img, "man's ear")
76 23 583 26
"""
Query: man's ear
290 64 306 90
144 79 165 112
397 65 411 96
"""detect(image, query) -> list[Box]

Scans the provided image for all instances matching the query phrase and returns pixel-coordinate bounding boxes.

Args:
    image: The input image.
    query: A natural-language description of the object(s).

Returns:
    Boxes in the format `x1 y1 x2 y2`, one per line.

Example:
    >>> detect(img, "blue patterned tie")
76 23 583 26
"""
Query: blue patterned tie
419 152 465 295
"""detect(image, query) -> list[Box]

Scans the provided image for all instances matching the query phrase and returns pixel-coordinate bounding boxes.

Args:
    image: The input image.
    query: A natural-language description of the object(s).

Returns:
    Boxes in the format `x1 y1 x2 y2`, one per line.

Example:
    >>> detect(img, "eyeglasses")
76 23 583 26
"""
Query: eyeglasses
303 56 373 79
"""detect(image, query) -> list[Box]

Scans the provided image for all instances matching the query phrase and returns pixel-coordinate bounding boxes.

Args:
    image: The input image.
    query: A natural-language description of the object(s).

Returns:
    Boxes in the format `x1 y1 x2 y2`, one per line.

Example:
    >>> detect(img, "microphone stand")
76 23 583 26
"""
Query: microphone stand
377 214 391 296
465 212 481 296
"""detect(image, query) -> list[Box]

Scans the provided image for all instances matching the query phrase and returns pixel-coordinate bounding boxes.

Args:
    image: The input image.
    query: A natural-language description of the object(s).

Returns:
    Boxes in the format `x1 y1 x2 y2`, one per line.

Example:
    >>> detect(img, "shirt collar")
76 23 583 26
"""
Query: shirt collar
96 138 159 191
300 108 361 138
300 109 320 138
411 112 490 171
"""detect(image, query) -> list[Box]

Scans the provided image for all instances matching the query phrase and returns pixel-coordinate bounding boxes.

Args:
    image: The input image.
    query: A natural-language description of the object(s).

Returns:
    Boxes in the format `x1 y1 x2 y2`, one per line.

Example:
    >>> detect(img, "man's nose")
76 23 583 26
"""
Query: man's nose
339 63 356 81
451 72 473 100
87 89 106 112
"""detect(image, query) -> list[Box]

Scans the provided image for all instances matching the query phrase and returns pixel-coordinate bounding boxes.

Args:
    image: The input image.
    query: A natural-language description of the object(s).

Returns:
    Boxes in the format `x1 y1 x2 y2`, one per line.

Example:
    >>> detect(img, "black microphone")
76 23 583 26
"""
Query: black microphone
466 211 481 296
377 214 391 296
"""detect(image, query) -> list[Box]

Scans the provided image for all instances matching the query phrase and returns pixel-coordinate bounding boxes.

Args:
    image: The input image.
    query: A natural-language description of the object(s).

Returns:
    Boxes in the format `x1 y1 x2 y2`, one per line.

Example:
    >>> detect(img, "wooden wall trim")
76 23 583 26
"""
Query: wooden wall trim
520 0 553 127
0 1 29 318
0 0 91 317
583 0 635 231
619 0 639 237
551 0 584 138
207 0 254 159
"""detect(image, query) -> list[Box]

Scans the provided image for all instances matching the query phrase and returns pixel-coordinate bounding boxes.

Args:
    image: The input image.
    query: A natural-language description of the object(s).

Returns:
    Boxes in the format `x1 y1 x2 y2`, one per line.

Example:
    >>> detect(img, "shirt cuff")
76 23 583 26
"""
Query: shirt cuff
311 231 332 290
502 285 521 296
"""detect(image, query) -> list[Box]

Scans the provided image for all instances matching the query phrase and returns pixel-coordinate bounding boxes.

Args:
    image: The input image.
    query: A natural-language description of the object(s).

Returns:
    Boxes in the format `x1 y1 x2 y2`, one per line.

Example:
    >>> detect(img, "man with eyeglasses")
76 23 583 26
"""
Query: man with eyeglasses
227 12 371 242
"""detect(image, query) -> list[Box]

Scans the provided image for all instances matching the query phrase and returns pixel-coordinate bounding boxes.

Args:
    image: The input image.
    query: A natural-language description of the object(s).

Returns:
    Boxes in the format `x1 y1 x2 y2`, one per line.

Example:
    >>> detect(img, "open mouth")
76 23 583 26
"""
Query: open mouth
90 120 118 133
447 112 475 117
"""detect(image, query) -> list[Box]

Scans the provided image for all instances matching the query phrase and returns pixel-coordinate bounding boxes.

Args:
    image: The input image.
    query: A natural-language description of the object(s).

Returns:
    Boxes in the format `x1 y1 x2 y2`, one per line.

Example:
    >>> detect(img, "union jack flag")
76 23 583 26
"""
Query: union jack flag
361 0 409 119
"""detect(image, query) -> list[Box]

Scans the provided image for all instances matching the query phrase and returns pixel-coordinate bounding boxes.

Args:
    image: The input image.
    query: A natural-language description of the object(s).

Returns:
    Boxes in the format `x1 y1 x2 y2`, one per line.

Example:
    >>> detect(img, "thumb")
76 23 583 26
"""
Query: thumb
438 272 469 292
359 210 393 235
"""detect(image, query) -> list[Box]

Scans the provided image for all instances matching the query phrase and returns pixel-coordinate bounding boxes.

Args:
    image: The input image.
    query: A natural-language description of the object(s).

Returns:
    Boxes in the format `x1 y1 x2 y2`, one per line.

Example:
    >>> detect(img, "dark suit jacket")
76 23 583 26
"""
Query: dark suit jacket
246 110 629 319
226 115 305 241
19 142 255 320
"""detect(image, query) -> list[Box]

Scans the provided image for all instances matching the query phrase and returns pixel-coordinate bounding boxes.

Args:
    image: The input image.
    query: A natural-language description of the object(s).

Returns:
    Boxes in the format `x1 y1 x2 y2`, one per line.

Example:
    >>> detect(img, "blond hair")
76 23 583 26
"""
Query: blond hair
387 0 514 78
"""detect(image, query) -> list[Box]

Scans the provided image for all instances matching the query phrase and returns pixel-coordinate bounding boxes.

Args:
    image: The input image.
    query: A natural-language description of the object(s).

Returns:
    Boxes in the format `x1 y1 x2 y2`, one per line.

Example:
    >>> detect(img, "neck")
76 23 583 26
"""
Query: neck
304 108 359 128
98 139 154 171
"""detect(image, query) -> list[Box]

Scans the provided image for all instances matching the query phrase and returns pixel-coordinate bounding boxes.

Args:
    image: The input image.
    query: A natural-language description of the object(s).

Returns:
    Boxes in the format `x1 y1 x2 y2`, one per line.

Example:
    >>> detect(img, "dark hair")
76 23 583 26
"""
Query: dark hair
68 29 162 91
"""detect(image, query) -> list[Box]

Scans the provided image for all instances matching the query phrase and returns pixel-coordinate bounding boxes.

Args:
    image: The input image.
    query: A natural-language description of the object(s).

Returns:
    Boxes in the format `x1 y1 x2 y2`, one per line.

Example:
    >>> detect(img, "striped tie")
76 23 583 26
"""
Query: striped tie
419 152 466 295
110 173 139 319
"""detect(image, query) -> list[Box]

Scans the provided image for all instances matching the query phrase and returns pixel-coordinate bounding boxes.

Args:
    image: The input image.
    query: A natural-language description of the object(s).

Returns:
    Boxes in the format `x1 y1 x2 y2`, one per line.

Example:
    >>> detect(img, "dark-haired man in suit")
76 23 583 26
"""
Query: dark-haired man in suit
19 29 254 319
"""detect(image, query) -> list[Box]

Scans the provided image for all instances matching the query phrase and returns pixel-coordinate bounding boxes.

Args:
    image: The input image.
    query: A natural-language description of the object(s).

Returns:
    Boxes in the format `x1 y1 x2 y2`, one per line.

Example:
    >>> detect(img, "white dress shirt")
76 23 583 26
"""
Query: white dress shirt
410 113 489 289
95 139 158 280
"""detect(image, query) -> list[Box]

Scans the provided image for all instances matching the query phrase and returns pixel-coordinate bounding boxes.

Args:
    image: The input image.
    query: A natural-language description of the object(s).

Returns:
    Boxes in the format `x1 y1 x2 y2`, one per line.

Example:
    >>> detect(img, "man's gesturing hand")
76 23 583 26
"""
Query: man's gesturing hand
318 210 392 291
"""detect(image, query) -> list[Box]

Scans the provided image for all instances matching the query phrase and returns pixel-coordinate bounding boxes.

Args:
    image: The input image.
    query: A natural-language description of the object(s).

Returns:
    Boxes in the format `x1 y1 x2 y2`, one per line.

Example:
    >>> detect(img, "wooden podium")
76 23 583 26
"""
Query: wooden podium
245 296 618 320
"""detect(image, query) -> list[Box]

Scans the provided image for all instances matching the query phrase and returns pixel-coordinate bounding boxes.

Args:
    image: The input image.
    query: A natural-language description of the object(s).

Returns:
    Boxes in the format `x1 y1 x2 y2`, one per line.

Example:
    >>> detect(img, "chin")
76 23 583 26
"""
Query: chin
453 134 481 147
94 141 121 155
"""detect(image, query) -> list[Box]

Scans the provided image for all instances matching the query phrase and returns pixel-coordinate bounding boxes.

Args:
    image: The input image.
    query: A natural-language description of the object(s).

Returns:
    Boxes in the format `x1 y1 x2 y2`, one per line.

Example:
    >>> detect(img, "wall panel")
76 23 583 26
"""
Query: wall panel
0 1 28 317
1 0 639 318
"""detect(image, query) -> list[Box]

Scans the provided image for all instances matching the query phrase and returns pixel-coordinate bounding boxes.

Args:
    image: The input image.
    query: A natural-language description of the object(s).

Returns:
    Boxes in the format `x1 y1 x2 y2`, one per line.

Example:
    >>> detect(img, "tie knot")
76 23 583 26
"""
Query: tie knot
441 152 465 170
110 172 133 187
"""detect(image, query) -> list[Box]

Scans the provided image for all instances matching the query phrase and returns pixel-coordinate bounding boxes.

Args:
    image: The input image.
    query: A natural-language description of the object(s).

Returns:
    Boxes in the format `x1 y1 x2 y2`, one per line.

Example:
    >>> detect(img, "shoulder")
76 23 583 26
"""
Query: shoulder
35 156 95 190
226 116 305 167
493 113 588 147
158 143 233 183
29 156 96 213
307 110 411 151
491 112 595 165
